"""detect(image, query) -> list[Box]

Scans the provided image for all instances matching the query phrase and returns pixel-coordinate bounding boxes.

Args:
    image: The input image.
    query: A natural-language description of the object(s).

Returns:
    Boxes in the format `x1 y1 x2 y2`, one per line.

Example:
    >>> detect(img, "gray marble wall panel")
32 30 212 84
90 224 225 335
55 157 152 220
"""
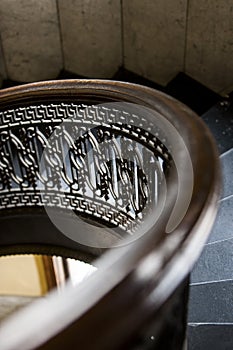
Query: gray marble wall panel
0 35 7 86
186 0 233 94
58 0 122 78
0 0 63 82
123 0 187 86
0 0 232 90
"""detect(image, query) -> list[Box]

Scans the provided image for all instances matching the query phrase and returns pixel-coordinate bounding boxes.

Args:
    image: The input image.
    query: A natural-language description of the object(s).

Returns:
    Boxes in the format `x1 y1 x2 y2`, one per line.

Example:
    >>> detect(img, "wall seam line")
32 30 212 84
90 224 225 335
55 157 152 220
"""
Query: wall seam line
183 0 190 73
55 0 65 72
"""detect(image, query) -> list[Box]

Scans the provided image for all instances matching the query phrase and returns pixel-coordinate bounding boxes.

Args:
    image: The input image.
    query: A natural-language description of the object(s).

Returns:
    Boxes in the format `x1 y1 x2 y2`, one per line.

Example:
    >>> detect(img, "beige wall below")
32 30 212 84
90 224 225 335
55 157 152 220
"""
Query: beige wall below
0 255 47 297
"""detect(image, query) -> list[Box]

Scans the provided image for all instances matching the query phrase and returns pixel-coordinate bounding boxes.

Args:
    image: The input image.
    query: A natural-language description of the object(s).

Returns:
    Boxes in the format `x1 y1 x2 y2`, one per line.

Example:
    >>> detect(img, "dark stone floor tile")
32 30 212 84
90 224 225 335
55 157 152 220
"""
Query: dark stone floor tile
191 239 233 284
220 149 233 199
188 280 233 323
201 101 233 155
207 196 233 243
188 324 233 350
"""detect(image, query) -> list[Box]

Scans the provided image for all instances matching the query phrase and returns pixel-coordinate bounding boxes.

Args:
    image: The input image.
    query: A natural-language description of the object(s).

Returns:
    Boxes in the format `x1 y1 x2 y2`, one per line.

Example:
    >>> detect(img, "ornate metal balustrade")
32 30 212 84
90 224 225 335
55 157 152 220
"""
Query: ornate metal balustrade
0 80 220 350
0 102 170 231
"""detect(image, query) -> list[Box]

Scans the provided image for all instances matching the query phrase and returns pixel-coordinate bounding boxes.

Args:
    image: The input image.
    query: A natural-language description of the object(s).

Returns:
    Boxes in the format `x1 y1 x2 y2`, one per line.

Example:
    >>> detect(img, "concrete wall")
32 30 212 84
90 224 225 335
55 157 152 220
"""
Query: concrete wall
0 0 232 93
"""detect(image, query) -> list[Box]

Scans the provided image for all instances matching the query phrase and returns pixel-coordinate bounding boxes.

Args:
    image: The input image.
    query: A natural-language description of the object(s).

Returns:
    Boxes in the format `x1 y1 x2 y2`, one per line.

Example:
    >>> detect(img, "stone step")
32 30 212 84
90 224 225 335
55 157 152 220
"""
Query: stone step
191 238 233 284
188 280 233 323
220 149 233 199
201 102 233 155
207 196 233 244
188 324 233 350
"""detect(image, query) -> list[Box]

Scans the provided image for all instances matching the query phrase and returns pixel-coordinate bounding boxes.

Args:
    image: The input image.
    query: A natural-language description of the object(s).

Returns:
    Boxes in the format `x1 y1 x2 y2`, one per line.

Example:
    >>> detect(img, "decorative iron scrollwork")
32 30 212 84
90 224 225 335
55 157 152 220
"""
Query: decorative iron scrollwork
0 103 172 232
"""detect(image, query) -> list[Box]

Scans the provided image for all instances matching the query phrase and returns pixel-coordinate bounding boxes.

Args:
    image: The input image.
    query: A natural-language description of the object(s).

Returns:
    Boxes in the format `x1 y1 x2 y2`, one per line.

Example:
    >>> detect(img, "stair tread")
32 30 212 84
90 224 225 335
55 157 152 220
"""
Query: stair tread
188 323 233 350
191 238 233 284
207 196 233 244
220 149 233 199
188 280 233 323
201 101 233 154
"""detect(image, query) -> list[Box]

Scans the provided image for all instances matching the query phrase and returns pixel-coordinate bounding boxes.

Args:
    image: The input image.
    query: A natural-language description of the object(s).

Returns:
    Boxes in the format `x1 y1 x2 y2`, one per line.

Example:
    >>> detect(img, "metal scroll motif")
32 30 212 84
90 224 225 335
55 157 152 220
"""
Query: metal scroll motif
0 103 171 232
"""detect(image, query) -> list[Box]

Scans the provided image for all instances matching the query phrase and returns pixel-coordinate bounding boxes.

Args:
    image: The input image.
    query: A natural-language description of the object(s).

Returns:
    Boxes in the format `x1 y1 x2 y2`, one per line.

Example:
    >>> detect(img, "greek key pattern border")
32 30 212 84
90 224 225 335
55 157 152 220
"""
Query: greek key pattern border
0 102 171 230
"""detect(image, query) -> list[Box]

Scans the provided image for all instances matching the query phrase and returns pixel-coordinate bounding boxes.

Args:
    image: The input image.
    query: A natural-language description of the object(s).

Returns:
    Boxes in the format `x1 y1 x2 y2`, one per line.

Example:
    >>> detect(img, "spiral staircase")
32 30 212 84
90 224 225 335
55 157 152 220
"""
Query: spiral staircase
0 1 232 349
